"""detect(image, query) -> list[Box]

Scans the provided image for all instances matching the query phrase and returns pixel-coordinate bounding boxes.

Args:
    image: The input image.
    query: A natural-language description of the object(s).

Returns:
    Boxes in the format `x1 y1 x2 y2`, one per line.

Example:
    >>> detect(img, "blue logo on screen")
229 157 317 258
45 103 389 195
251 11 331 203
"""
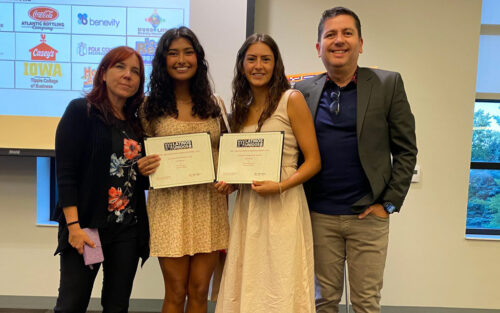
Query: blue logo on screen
76 13 120 28
136 38 157 64
76 42 111 57
77 42 87 56
77 13 88 25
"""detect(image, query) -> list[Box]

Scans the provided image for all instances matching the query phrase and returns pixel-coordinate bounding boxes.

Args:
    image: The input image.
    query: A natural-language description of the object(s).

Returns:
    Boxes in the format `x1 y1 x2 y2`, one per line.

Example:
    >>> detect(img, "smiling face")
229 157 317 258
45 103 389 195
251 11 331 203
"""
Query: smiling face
243 42 275 89
316 14 363 74
103 54 141 105
166 37 198 82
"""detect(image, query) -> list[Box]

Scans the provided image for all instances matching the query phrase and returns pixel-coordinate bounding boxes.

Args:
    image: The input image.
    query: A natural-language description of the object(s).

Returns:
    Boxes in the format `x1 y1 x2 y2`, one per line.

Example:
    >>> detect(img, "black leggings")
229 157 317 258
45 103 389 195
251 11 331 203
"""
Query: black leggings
54 238 139 313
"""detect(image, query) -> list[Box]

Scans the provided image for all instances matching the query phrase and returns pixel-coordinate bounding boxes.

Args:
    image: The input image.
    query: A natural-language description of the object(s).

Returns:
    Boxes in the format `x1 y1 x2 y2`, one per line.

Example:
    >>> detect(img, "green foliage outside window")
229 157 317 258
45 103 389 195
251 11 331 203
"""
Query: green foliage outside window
467 103 500 229
471 108 500 162
467 170 500 228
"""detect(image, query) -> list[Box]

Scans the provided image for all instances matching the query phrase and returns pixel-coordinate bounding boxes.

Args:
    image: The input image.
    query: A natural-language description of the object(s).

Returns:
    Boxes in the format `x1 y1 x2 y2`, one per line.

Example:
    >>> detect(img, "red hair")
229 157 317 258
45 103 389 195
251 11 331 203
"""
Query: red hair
86 46 145 127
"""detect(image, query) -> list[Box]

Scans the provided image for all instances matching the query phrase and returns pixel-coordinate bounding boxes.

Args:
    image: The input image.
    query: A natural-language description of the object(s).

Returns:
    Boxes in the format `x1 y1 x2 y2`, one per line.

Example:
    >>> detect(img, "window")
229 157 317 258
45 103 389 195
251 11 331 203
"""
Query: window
466 102 500 237
466 0 500 239
36 157 58 226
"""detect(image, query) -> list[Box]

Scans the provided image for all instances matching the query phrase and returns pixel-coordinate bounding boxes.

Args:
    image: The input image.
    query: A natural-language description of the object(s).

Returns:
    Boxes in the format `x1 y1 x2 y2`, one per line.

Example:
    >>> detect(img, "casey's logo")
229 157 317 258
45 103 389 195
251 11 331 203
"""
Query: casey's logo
29 34 58 61
28 7 59 21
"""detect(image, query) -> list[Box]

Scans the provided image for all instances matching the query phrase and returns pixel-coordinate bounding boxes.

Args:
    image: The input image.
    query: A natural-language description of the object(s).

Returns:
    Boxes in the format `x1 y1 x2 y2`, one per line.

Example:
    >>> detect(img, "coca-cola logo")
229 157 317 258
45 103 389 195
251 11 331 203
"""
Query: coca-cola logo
28 7 59 21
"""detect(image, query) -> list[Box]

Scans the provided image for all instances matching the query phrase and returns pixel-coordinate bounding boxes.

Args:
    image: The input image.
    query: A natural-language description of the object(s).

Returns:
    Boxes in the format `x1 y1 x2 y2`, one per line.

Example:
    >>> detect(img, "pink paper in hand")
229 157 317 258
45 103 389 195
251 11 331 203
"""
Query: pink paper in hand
82 228 104 268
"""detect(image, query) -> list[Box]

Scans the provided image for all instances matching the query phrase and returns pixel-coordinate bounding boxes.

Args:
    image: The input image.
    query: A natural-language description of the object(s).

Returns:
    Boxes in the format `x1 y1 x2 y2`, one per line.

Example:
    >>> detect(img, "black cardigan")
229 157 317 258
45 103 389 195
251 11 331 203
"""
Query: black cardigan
54 98 149 264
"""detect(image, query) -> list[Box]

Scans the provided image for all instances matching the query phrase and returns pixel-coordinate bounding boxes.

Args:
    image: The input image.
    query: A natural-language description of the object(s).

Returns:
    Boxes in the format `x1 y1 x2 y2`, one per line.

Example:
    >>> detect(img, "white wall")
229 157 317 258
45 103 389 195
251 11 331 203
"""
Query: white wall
256 0 498 309
1 0 499 310
190 0 247 104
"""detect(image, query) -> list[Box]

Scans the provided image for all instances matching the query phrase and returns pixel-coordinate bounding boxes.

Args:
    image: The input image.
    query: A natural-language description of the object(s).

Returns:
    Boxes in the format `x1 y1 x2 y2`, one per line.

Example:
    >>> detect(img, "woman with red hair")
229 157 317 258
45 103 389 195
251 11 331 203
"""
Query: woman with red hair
53 46 150 313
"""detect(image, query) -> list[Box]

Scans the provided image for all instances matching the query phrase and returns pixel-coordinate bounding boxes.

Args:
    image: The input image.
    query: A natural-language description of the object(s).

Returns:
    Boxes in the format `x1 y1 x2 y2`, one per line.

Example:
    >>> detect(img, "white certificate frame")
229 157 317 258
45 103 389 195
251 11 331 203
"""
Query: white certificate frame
217 131 284 184
144 132 215 189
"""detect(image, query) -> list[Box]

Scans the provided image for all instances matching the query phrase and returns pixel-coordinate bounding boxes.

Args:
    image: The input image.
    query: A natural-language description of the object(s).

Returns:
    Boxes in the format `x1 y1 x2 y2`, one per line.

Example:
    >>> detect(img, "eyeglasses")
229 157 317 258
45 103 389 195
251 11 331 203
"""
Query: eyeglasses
329 90 340 115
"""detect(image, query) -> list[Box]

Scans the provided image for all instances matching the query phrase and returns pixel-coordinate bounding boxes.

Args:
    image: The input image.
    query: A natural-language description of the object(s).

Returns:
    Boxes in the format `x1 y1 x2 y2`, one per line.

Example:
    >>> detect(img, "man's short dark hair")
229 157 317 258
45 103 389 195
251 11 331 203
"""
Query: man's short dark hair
317 7 362 42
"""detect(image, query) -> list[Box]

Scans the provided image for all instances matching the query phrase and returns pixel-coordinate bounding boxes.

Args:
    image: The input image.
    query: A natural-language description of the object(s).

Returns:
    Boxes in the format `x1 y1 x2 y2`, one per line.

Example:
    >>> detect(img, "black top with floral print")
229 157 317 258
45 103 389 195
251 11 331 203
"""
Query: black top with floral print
102 118 143 243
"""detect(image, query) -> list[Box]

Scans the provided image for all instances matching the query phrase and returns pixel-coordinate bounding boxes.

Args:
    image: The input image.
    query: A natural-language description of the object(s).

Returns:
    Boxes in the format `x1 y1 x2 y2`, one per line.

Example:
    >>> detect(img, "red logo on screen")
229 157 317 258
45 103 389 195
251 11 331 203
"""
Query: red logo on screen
29 7 59 21
29 34 58 61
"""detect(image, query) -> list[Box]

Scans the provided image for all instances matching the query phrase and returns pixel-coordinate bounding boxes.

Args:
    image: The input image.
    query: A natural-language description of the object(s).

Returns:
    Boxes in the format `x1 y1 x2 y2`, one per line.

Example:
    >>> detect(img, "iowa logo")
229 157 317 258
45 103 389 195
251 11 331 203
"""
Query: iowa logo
24 62 62 77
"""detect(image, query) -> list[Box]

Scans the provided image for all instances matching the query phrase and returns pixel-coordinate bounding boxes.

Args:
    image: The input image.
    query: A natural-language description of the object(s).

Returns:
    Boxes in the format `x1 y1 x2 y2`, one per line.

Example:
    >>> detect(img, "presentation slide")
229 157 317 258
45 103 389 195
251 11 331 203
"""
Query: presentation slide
0 0 247 154
0 0 190 153
0 0 188 116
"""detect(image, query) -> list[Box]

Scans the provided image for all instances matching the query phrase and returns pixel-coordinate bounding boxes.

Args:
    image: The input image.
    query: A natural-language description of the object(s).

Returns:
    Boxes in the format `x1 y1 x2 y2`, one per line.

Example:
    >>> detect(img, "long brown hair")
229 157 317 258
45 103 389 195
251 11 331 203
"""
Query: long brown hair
230 34 290 132
86 46 145 132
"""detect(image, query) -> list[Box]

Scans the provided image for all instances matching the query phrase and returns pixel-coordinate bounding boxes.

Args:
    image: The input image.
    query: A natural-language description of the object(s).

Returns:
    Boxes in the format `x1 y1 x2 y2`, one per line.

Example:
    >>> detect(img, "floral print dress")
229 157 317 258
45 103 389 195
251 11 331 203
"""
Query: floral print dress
144 116 229 257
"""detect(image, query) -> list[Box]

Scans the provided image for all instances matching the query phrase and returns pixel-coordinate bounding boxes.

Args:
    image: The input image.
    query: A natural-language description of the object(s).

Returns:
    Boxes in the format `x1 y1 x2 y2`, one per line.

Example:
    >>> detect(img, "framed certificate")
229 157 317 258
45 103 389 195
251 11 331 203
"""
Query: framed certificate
217 131 284 184
144 132 215 189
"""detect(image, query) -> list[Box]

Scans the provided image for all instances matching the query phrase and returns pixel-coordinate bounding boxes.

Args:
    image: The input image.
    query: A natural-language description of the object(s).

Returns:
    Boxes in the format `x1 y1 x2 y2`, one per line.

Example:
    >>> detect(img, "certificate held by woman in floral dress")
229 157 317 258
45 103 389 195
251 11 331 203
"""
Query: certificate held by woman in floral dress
144 132 215 189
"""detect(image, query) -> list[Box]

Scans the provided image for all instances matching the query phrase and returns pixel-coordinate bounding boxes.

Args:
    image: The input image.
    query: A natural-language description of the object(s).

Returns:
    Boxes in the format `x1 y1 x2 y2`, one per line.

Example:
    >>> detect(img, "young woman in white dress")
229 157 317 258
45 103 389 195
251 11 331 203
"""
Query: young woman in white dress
214 34 321 313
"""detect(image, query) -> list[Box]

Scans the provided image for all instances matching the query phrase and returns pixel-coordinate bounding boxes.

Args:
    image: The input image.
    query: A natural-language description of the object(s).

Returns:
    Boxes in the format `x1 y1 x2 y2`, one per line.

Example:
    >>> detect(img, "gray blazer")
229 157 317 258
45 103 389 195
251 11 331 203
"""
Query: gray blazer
295 67 417 211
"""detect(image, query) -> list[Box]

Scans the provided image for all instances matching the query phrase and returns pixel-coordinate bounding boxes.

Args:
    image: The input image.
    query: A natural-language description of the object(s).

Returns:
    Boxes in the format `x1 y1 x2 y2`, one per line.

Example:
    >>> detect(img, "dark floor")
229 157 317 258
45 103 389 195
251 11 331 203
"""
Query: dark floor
0 299 216 313
0 310 154 313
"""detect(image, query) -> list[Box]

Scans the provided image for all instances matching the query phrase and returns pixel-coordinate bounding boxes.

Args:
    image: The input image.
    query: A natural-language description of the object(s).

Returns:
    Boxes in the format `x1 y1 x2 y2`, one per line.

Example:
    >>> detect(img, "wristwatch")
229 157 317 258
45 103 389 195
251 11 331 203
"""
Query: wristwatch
383 202 396 214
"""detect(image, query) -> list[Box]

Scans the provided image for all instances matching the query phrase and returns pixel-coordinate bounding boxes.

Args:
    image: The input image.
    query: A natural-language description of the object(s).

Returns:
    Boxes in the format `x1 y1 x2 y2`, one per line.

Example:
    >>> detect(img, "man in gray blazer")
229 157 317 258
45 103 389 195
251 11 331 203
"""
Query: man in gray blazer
294 7 417 313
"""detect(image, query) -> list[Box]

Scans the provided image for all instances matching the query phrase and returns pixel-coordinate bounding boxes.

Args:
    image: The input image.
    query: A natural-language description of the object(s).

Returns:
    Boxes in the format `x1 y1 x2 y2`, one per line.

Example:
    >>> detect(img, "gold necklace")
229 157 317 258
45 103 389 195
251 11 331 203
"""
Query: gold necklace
177 98 193 104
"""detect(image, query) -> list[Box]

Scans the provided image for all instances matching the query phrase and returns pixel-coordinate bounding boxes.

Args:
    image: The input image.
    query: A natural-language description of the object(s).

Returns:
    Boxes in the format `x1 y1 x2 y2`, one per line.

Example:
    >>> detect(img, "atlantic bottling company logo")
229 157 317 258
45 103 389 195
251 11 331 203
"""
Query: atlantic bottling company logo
77 13 120 27
145 9 165 30
29 7 59 21
22 6 64 31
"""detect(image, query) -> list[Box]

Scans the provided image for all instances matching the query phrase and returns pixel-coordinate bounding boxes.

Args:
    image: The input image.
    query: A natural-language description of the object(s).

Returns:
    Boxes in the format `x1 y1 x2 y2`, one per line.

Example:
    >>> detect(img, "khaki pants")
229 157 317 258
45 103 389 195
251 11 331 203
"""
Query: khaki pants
311 212 389 313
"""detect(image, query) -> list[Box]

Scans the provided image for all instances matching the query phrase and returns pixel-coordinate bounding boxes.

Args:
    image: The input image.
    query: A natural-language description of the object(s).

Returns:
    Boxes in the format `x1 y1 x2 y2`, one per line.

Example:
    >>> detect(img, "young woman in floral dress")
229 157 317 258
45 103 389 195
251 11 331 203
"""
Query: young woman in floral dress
138 27 229 313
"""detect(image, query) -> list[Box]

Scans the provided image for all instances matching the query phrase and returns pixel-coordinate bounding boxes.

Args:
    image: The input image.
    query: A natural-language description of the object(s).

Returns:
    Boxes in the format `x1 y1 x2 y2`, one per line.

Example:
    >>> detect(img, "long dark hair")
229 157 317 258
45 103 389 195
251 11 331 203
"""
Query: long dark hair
86 46 145 133
144 26 220 121
230 34 290 132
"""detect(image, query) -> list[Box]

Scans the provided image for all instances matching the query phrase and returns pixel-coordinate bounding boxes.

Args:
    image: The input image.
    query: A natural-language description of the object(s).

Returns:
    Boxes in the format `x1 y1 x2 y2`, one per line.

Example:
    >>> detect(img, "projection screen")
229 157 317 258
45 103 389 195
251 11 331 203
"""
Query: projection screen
0 0 249 156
